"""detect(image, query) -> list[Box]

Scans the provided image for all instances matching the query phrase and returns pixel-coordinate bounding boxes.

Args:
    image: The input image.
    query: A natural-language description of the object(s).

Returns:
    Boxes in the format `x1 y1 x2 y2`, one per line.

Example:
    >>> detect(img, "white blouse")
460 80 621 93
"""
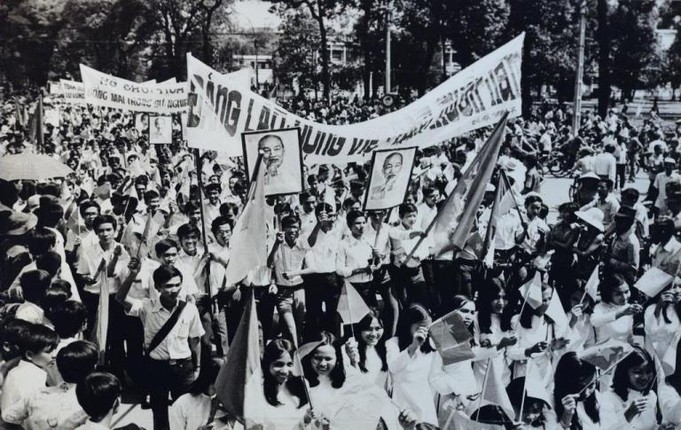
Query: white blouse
591 302 633 344
385 337 438 426
643 304 680 363
475 314 514 387
600 389 658 430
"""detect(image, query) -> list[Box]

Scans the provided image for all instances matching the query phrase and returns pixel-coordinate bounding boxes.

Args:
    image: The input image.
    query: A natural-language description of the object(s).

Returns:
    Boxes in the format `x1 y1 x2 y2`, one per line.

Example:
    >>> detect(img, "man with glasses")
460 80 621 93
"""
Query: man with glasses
65 200 101 264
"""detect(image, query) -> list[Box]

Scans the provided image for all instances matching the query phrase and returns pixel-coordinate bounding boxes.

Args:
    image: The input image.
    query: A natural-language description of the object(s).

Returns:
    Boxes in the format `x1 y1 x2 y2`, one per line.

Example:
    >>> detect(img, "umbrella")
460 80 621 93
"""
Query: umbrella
0 153 73 181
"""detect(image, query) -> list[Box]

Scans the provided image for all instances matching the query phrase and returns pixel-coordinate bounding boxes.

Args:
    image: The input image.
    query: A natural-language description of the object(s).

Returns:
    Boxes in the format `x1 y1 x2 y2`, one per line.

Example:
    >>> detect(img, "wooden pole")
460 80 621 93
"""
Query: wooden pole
572 1 587 135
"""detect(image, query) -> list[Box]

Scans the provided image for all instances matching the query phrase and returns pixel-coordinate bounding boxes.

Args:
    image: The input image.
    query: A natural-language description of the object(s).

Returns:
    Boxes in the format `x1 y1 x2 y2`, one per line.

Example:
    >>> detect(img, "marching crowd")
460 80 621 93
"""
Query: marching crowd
1 90 681 430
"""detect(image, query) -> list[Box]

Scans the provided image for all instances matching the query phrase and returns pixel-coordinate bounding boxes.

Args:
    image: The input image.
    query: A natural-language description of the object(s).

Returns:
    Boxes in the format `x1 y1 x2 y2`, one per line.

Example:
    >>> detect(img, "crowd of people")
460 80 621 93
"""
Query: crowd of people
2 88 681 430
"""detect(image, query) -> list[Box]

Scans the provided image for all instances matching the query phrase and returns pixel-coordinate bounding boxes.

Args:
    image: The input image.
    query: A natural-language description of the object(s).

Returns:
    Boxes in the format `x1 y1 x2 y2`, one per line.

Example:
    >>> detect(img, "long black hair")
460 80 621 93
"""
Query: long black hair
354 310 388 373
262 339 308 408
395 303 434 353
554 352 599 429
477 278 512 334
611 345 656 400
301 331 346 389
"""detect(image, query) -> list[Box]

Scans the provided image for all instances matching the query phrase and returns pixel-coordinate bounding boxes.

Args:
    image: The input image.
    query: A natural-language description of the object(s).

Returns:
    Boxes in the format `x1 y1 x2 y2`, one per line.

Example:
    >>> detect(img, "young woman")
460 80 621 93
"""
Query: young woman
600 346 659 430
644 278 681 364
507 283 570 393
257 339 309 430
506 377 554 428
304 331 413 429
386 304 438 427
344 310 389 389
554 352 601 429
476 279 517 388
565 289 596 354
591 275 641 344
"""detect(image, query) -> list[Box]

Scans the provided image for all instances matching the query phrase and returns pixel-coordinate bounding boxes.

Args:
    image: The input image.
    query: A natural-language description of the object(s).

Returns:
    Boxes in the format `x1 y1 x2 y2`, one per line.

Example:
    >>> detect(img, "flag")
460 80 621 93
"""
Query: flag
479 357 515 419
545 288 568 333
518 272 543 310
429 310 475 366
662 331 681 376
444 411 504 430
292 340 323 376
337 281 371 325
141 211 166 244
215 291 262 424
14 100 27 128
482 173 509 267
224 156 267 285
583 266 600 301
425 112 508 257
93 183 112 201
578 339 633 371
28 95 44 150
323 183 336 209
90 259 108 366
523 361 552 410
634 266 674 298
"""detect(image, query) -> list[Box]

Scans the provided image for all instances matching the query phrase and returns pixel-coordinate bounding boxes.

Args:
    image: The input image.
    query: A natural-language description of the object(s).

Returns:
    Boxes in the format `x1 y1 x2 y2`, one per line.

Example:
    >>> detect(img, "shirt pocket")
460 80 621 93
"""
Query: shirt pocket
174 319 190 339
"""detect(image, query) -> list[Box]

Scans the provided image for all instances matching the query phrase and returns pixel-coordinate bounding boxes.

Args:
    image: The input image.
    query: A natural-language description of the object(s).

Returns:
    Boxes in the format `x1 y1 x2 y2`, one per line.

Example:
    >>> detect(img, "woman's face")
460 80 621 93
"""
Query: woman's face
311 345 337 377
491 290 507 315
409 318 431 338
611 283 631 306
578 374 597 400
361 317 384 347
628 362 654 392
455 301 476 327
269 351 294 384
523 399 544 425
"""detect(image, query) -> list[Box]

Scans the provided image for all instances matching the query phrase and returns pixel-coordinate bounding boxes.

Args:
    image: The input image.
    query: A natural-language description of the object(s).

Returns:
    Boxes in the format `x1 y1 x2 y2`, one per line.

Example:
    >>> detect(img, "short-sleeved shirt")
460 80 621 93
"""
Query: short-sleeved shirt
76 242 130 294
273 238 308 287
336 235 374 283
127 298 205 360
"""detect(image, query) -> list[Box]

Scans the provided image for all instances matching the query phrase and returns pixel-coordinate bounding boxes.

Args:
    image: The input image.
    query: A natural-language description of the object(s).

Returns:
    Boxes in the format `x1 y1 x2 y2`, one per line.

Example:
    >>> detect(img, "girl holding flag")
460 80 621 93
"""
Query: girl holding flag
554 352 602 429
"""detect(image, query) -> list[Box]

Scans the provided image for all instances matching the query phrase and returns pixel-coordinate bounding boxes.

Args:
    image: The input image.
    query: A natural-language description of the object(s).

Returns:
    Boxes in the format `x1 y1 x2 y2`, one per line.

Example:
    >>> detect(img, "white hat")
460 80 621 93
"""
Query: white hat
575 208 605 232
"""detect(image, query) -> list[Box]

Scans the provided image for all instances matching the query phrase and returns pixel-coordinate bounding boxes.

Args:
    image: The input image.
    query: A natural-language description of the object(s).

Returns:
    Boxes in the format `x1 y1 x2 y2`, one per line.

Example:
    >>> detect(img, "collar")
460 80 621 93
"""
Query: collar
151 297 181 313
663 236 681 252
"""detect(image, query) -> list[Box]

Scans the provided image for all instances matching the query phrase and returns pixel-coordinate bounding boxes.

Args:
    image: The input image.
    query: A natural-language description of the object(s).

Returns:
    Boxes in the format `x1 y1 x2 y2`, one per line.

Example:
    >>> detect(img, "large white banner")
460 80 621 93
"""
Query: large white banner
80 65 189 113
49 80 86 104
186 34 524 163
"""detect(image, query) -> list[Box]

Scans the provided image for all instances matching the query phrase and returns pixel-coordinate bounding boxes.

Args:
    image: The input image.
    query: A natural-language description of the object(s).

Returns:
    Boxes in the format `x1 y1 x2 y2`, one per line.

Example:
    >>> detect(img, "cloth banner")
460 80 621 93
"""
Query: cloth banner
80 64 189 113
186 33 524 163
49 80 86 104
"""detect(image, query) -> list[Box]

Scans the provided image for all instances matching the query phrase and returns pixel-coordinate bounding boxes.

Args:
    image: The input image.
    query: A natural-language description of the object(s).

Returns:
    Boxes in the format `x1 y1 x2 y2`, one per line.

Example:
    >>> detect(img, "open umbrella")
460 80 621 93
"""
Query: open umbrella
0 153 73 181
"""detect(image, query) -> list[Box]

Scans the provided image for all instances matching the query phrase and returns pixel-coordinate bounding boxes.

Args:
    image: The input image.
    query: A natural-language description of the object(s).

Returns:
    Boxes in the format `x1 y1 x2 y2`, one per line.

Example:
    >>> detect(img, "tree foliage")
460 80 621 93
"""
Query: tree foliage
273 9 321 94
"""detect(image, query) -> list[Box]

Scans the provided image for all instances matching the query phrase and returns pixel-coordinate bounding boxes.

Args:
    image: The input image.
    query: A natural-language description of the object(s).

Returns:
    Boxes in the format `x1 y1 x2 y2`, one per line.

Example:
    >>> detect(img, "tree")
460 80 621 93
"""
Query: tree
665 23 681 100
353 0 386 97
273 9 321 94
609 0 663 102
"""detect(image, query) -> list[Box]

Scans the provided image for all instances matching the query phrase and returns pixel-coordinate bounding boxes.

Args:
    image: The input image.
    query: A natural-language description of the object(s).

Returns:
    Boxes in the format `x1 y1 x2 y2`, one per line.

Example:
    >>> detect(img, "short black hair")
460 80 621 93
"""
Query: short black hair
35 251 61 278
152 265 183 287
314 202 335 216
177 223 200 240
93 215 117 232
35 204 64 228
346 210 365 227
20 323 59 356
205 183 222 195
155 238 180 256
50 300 87 339
281 215 300 229
78 200 101 217
0 319 33 360
211 216 234 233
57 340 98 384
76 372 122 422
398 203 418 218
143 189 160 204
28 227 57 256
20 269 52 304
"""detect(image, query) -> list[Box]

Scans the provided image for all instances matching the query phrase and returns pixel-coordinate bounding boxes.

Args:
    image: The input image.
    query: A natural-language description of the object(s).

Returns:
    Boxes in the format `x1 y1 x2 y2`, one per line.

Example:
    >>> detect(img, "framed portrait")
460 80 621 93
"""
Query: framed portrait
241 128 304 197
148 115 172 144
364 147 417 211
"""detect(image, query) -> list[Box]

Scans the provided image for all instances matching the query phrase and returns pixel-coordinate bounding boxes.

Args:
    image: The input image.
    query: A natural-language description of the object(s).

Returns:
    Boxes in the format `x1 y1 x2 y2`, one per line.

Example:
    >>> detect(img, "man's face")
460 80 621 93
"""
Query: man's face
214 223 232 247
425 190 440 207
180 234 199 254
156 276 182 307
147 197 161 213
349 216 366 237
302 196 317 214
283 224 300 243
159 247 178 266
135 183 147 196
83 207 100 228
95 222 115 245
382 154 402 181
207 189 220 205
597 182 609 198
259 136 284 169
401 211 418 228
188 209 202 225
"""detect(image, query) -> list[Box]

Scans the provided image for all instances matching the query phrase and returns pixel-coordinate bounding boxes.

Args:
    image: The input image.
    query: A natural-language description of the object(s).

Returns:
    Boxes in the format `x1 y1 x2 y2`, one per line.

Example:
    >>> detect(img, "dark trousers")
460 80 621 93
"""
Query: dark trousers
616 164 626 189
388 265 430 312
373 266 399 338
82 291 127 380
125 316 145 387
351 281 378 309
303 273 341 342
146 358 195 430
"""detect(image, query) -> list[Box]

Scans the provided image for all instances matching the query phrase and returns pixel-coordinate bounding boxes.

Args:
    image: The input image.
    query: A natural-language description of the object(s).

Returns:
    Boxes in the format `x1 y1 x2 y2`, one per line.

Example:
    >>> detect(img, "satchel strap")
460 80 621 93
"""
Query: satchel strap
146 301 187 356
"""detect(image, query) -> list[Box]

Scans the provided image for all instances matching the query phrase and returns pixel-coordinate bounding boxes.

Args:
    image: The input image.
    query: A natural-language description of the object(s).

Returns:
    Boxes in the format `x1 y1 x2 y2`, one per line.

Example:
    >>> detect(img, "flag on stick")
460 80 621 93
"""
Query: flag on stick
518 272 543 310
429 310 475 365
482 173 510 267
90 259 108 366
215 290 262 425
581 266 600 302
29 95 44 151
410 112 508 259
479 357 515 419
337 281 371 325
578 339 633 371
634 266 674 298
224 154 268 286
545 288 569 333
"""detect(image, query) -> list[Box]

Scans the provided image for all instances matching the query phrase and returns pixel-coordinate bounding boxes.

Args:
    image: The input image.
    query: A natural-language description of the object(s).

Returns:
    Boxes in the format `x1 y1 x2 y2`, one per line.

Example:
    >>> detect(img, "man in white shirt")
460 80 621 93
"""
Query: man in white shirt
418 186 440 231
653 158 680 217
650 217 681 275
592 144 617 183
76 214 130 382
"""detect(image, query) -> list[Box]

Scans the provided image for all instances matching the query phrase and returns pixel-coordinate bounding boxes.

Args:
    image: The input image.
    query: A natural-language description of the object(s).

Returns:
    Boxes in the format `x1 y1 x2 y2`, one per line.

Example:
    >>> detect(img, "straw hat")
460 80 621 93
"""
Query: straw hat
575 208 605 232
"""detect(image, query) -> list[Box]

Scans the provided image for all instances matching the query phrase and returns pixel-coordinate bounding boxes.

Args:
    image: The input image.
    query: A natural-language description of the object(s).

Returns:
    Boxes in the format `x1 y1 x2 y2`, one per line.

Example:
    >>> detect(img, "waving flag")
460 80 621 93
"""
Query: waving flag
419 113 508 258
337 281 371 325
215 291 263 424
482 173 509 267
91 259 108 366
545 288 568 333
578 339 633 371
224 155 267 285
519 272 543 310
479 357 515 419
583 266 600 302
429 310 475 365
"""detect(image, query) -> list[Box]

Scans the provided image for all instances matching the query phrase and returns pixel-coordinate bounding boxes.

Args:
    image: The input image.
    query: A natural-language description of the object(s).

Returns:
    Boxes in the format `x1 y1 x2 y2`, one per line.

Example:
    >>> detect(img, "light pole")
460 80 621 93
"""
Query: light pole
572 0 587 135
385 0 393 94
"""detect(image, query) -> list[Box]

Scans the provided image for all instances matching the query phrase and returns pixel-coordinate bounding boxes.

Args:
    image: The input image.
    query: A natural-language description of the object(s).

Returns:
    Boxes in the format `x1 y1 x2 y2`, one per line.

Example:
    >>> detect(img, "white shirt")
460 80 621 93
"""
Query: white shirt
591 302 633 344
169 393 235 430
644 304 680 363
304 226 342 274
593 152 617 182
76 242 130 294
0 360 47 421
601 389 657 430
336 234 374 283
2 383 88 430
